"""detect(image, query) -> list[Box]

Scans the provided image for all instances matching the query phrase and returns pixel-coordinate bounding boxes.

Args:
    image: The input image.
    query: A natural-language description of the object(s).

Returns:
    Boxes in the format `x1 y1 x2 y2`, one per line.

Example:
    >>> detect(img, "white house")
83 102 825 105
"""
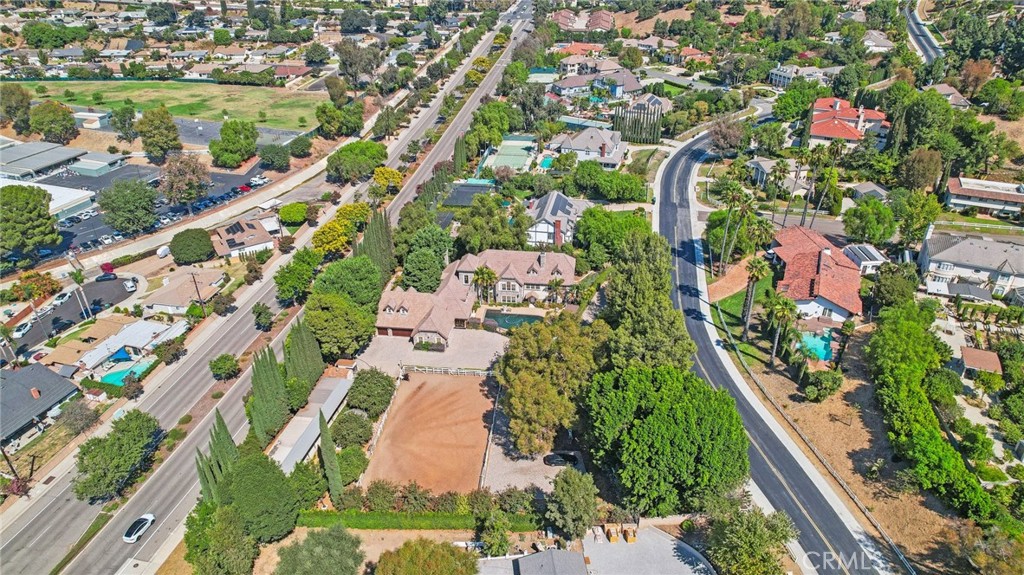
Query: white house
453 250 577 304
526 191 592 247
863 30 895 53
550 128 624 169
772 227 864 320
945 176 1024 217
918 227 1024 297
843 244 888 276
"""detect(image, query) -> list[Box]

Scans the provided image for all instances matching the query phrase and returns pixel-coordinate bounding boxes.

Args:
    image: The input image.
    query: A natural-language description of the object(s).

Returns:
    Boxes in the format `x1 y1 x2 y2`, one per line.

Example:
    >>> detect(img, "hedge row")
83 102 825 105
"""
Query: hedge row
111 248 157 268
297 510 540 532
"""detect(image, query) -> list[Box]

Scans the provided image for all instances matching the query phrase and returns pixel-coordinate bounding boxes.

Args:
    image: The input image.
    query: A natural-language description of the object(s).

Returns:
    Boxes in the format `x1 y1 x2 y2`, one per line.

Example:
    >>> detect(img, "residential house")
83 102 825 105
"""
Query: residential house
768 63 844 88
629 92 673 114
944 176 1024 216
843 244 888 275
552 74 594 98
375 273 475 347
169 49 208 61
1 364 78 448
664 45 711 66
593 70 643 99
50 47 85 61
274 64 312 79
550 127 625 169
745 156 810 196
557 55 621 76
850 181 889 202
839 10 867 23
918 227 1024 297
185 62 223 79
213 46 247 62
808 97 888 148
453 250 577 304
144 267 226 315
211 218 276 257
550 9 614 32
771 226 864 320
233 63 273 74
863 30 895 53
637 36 678 53
932 84 971 110
961 346 1002 380
526 191 593 247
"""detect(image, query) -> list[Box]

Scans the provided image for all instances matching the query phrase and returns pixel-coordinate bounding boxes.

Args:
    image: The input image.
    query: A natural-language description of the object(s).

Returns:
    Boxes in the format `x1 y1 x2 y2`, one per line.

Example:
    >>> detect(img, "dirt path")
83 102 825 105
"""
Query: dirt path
708 255 751 303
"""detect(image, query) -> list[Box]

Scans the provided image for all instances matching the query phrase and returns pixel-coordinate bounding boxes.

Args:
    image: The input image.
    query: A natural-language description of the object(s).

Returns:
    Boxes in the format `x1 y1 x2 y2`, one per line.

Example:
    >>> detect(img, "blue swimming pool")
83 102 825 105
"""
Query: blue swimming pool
101 360 156 386
800 329 833 361
485 310 543 330
540 156 554 169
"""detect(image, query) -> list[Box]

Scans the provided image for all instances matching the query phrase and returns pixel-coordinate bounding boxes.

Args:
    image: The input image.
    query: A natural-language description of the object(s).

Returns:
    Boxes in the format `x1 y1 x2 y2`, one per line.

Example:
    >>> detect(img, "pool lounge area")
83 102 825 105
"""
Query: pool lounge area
100 359 157 385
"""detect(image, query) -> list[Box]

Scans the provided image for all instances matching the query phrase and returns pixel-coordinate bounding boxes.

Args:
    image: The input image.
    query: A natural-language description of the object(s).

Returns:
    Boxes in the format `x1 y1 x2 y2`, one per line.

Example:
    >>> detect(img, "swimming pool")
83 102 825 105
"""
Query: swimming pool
484 310 543 330
540 156 554 169
101 360 156 386
800 329 833 361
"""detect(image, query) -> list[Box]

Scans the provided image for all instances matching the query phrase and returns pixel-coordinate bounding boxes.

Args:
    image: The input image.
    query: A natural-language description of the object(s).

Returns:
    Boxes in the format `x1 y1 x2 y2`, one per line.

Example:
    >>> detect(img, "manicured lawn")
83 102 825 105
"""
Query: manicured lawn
714 274 773 365
661 81 686 97
936 212 1022 228
22 81 326 130
57 319 96 345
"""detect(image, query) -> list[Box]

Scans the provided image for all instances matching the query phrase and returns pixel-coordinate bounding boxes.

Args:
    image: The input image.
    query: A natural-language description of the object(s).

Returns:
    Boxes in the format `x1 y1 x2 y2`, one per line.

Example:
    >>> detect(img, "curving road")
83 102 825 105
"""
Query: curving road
904 1 943 64
658 120 892 574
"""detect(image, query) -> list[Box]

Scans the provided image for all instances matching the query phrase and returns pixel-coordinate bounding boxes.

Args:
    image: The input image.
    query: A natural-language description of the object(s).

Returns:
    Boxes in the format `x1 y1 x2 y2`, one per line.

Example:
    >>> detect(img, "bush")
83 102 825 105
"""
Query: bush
259 144 291 172
122 378 143 400
289 136 312 158
58 400 99 434
279 202 309 226
209 354 240 380
336 446 368 486
339 485 365 510
497 487 534 515
297 509 541 531
1000 419 1022 446
346 368 395 420
169 229 215 264
975 463 1008 482
1007 464 1024 481
399 482 432 513
805 370 843 402
211 390 225 399
467 488 494 517
330 410 373 449
365 480 399 512
178 414 193 426
432 491 462 514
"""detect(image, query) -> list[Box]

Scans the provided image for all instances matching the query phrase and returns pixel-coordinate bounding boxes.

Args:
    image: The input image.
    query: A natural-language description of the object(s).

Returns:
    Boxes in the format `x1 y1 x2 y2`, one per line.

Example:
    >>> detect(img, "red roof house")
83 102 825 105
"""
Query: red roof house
808 97 888 148
772 227 863 320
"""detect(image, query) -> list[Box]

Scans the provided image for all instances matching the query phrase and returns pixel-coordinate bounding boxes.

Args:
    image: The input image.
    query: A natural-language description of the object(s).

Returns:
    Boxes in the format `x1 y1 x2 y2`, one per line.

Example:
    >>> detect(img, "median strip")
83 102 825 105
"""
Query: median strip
49 512 112 575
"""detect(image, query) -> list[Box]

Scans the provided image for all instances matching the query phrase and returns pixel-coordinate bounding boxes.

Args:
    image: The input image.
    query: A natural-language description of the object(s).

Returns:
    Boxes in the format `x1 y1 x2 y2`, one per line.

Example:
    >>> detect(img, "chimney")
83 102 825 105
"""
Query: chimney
30 387 41 399
539 251 547 268
833 99 840 111
599 143 606 157
554 219 563 247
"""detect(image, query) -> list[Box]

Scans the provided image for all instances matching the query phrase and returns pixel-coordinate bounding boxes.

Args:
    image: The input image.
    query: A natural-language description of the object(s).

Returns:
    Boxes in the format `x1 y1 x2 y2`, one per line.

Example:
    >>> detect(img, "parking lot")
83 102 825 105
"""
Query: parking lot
28 163 266 262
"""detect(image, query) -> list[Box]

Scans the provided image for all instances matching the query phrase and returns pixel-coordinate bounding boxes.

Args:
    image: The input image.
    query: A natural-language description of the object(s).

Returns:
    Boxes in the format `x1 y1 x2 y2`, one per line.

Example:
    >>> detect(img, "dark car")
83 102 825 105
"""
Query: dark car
49 318 74 337
95 272 118 282
80 304 103 319
542 452 579 467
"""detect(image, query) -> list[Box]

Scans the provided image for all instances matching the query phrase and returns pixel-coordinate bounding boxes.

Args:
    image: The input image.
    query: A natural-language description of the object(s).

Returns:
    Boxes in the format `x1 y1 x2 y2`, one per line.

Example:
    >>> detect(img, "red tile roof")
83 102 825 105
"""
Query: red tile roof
558 42 604 56
961 346 1003 374
773 227 863 315
809 118 864 141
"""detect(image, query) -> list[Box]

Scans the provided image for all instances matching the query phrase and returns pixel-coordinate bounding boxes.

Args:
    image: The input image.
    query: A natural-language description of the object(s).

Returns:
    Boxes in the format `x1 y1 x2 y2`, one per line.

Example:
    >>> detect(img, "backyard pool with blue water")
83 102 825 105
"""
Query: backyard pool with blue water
800 329 833 361
540 156 554 169
485 310 543 330
101 360 156 385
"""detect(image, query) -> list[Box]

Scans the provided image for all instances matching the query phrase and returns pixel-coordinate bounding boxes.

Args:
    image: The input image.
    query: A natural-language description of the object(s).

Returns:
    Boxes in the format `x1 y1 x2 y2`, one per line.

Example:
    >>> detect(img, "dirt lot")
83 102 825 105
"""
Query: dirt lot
362 373 493 493
614 3 776 36
253 527 476 575
738 323 967 574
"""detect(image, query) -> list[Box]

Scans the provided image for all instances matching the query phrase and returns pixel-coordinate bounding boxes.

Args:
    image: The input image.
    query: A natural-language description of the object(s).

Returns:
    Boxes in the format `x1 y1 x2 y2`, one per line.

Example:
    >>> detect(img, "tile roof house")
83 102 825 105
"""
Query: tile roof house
526 191 593 247
961 346 1002 377
808 97 888 148
552 73 595 97
1 364 78 445
455 250 577 304
211 218 276 257
931 84 971 110
550 9 614 32
550 127 625 169
918 227 1024 297
771 226 863 320
944 175 1024 217
144 267 227 316
557 42 605 56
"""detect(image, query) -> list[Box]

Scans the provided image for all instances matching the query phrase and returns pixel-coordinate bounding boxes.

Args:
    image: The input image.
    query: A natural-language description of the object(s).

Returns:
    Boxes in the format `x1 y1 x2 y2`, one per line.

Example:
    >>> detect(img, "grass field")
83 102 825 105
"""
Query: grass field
22 81 326 130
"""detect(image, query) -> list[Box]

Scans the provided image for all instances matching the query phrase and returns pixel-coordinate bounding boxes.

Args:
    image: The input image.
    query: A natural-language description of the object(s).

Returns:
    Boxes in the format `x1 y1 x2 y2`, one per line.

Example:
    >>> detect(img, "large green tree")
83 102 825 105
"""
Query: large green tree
312 256 383 310
586 365 749 516
29 100 78 144
707 496 798 575
228 452 299 543
546 468 599 541
842 197 896 245
191 506 258 575
195 409 239 505
326 141 387 183
497 314 611 455
97 179 157 235
73 410 161 501
376 538 478 575
0 84 32 134
0 185 61 254
304 292 375 359
110 104 138 143
284 318 325 395
136 106 183 161
319 412 345 506
274 523 363 575
455 194 531 255
401 248 443 293
249 347 290 446
209 119 258 168
158 154 209 216
892 189 941 245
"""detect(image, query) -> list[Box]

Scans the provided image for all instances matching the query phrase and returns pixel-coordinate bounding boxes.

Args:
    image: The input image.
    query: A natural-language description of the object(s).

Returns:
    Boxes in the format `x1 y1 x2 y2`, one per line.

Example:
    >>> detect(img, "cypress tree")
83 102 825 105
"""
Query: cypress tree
251 347 290 446
285 318 325 393
196 450 216 502
208 409 238 480
318 412 344 506
354 210 396 281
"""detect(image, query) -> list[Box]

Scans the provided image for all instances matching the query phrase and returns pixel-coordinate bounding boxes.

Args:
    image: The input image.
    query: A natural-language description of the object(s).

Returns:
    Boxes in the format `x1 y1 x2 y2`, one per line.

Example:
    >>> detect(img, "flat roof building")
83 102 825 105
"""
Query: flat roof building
0 141 88 179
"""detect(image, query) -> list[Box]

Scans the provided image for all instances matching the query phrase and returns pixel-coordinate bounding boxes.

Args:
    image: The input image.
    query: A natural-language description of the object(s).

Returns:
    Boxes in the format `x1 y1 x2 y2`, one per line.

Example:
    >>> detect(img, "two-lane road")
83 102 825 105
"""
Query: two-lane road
904 0 943 64
658 128 892 574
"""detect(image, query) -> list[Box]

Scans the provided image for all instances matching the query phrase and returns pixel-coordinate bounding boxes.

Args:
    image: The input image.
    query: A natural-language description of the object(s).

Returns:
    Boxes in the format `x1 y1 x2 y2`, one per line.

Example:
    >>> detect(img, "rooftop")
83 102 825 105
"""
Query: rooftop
1 364 79 440
962 346 1002 374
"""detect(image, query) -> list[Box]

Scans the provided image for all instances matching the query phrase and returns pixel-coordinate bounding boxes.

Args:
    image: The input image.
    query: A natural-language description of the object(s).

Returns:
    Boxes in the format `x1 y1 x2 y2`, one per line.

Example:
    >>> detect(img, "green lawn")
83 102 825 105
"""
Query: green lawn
661 81 686 97
57 319 96 345
714 274 773 365
936 213 1022 228
23 81 326 131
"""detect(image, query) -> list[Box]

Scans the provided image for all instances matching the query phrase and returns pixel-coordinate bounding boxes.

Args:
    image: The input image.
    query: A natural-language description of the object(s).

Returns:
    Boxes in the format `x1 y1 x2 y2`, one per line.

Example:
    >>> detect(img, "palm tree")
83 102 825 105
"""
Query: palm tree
764 289 797 367
547 278 564 304
768 160 788 212
800 146 828 227
809 140 845 229
715 180 746 277
724 192 755 272
741 258 772 342
747 216 775 255
472 265 497 304
781 148 808 228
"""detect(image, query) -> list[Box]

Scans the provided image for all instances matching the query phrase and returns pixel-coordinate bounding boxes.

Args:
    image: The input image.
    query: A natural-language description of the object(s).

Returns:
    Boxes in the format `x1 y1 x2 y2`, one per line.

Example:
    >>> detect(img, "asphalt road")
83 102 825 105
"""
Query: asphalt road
642 68 723 92
386 4 533 224
10 277 135 351
659 128 888 574
904 1 943 64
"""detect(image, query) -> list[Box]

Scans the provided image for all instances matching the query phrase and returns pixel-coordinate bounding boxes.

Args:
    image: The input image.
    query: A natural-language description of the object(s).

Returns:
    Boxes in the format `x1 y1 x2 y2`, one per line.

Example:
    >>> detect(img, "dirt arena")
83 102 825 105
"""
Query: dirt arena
362 373 493 493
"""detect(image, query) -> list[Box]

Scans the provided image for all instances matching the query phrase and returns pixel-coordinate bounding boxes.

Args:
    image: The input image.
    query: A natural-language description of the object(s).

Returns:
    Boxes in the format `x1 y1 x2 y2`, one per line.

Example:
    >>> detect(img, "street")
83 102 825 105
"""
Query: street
904 1 943 64
658 122 890 574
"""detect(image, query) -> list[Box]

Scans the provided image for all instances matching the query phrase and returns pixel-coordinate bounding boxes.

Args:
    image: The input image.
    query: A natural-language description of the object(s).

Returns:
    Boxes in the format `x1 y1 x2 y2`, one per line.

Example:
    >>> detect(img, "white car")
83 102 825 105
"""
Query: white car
35 305 54 317
122 514 155 544
112 233 124 242
52 292 72 306
78 209 97 219
99 235 114 245
12 322 32 339
123 280 137 293
160 216 172 225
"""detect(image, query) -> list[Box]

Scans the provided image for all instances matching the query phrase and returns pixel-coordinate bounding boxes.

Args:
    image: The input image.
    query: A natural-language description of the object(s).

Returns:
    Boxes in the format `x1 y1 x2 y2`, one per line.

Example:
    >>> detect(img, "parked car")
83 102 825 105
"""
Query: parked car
52 292 72 306
66 215 82 225
160 216 172 225
35 305 54 317
112 233 124 242
542 452 579 467
37 249 53 257
79 209 98 219
80 304 103 319
95 272 118 282
99 235 114 245
123 279 137 293
123 514 156 544
49 318 74 337
12 322 32 339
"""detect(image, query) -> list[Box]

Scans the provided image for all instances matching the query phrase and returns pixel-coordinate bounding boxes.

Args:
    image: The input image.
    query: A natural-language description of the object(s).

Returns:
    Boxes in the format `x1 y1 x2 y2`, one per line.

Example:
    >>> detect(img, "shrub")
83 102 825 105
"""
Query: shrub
1000 419 1022 446
365 480 399 512
336 446 368 486
339 485 365 510
346 368 395 420
169 229 215 264
1007 465 1024 481
211 390 225 399
122 378 143 400
209 354 240 380
259 144 291 172
279 202 309 226
497 487 534 515
432 491 462 514
330 410 373 449
58 400 99 435
467 488 494 517
975 463 1008 482
178 414 193 426
399 482 432 513
297 509 541 531
805 370 843 402
289 136 312 158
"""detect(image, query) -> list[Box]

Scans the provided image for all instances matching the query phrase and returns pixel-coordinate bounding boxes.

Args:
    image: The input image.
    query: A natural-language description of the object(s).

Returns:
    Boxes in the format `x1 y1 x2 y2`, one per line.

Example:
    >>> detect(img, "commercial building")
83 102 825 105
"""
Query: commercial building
0 141 88 180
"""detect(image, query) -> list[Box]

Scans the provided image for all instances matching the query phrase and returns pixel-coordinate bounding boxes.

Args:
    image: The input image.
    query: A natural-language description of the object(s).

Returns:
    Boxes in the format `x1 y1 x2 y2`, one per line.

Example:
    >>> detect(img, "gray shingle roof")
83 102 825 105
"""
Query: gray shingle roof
1 365 78 441
926 233 1024 275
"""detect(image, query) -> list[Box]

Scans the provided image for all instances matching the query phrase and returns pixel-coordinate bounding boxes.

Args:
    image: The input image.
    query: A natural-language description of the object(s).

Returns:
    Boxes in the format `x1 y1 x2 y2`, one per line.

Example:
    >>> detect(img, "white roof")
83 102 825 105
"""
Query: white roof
0 177 94 215
79 320 175 369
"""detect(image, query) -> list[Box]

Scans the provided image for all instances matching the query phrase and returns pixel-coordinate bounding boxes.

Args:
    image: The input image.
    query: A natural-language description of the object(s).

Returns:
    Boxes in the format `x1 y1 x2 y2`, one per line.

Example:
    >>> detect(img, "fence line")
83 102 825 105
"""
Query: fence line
363 371 405 462
713 304 917 575
402 364 494 377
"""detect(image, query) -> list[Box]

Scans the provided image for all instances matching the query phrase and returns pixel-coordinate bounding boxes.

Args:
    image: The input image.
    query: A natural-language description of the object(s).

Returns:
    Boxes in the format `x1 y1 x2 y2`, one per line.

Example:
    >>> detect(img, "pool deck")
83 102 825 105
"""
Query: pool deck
474 305 550 320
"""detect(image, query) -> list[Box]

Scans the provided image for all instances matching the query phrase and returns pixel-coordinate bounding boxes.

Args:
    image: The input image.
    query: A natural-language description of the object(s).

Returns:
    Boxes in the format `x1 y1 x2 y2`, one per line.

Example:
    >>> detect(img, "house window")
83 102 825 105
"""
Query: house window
938 262 954 272
462 274 470 285
399 307 408 316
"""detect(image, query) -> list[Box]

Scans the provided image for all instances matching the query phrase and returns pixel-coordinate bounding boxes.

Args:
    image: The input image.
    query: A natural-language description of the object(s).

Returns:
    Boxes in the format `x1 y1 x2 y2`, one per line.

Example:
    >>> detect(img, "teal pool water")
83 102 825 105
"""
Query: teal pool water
800 329 833 361
540 156 554 169
485 310 543 330
101 360 156 386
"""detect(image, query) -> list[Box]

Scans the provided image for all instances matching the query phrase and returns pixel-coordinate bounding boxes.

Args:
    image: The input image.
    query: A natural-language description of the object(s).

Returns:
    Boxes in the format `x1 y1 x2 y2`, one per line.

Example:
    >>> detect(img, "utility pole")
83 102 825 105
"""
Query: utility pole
73 286 91 319
189 272 207 317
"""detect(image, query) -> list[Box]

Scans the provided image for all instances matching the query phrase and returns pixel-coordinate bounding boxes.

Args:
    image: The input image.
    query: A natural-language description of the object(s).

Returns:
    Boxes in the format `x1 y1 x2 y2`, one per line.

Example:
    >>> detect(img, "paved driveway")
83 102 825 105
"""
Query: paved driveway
583 527 715 575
